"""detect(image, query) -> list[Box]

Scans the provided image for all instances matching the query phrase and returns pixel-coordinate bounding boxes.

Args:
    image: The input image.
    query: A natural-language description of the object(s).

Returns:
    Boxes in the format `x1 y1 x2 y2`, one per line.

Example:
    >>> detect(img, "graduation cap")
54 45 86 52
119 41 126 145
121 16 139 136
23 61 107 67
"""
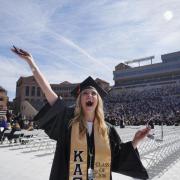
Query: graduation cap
71 76 107 98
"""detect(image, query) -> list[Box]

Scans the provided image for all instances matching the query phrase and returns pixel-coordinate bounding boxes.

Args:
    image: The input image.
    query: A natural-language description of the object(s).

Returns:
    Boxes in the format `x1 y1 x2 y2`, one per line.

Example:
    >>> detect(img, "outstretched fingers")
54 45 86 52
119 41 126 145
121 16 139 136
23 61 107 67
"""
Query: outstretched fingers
19 48 30 56
11 46 19 54
11 45 31 57
141 127 151 136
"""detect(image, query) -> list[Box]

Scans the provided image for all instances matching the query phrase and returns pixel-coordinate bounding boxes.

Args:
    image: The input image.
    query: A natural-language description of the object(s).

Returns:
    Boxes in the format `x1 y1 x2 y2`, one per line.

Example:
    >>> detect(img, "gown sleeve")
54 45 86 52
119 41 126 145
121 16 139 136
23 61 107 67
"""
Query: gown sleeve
110 126 149 180
33 98 74 141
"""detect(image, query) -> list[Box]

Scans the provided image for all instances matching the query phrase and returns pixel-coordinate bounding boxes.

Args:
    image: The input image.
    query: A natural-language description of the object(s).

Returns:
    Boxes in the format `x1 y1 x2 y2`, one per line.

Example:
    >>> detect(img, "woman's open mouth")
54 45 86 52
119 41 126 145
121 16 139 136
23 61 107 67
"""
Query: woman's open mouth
86 101 93 107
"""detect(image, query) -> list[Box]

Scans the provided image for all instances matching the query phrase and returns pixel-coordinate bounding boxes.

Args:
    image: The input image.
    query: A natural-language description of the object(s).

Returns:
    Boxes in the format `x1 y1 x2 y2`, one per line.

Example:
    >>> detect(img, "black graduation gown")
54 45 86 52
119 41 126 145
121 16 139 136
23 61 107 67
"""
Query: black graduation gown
33 98 149 180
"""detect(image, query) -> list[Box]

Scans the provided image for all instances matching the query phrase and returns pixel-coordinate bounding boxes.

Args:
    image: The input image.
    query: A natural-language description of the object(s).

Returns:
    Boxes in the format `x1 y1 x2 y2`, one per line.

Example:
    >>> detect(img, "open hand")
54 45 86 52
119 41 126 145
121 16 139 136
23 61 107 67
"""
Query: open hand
11 45 33 62
132 127 151 149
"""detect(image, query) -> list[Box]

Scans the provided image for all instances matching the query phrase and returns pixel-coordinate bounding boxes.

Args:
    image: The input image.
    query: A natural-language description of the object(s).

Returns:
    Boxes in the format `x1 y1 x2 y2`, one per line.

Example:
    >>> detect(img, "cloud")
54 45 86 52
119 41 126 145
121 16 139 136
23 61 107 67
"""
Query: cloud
0 55 30 99
0 0 180 100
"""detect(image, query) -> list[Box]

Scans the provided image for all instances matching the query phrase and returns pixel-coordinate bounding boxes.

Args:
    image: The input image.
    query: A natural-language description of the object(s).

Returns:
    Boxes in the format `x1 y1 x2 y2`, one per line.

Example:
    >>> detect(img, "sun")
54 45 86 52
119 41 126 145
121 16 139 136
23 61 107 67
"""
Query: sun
163 10 173 21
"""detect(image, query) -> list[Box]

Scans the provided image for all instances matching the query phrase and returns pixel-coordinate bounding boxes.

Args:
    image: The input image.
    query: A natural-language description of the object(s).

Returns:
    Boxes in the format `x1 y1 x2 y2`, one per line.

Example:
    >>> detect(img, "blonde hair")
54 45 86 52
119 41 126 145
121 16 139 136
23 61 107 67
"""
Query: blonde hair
70 90 109 142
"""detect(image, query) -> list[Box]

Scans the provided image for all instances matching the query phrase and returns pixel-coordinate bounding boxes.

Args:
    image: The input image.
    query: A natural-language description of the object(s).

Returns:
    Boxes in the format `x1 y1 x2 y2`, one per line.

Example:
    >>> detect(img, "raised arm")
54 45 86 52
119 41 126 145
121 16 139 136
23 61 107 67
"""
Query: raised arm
11 46 58 106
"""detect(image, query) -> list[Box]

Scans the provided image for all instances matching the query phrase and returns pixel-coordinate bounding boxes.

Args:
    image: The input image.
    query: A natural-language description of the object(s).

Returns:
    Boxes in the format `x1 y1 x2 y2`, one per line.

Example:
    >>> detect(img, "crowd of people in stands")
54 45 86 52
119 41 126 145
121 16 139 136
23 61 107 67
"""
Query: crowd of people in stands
104 85 180 127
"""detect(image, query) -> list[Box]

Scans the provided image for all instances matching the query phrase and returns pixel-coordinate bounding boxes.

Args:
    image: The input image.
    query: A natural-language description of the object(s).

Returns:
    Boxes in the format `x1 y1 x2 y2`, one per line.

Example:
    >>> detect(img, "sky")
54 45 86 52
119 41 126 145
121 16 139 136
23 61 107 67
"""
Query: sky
0 0 180 100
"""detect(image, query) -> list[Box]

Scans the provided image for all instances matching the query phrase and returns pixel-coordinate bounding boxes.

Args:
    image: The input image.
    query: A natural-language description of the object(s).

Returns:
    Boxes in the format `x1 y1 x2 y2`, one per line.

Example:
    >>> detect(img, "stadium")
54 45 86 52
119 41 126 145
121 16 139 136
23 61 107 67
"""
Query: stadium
104 51 180 127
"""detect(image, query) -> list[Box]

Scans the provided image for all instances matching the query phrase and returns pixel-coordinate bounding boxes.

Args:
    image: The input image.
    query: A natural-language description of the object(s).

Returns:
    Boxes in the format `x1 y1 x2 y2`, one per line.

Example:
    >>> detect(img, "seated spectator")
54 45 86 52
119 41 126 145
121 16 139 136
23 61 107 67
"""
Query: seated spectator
8 122 21 143
0 115 8 141
27 121 34 131
0 115 8 129
6 123 12 130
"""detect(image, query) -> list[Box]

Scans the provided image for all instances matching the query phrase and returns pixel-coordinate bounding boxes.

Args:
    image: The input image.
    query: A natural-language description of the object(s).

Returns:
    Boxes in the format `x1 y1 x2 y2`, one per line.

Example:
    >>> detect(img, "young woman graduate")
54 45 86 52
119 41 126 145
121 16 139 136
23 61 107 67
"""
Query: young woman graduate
11 46 150 180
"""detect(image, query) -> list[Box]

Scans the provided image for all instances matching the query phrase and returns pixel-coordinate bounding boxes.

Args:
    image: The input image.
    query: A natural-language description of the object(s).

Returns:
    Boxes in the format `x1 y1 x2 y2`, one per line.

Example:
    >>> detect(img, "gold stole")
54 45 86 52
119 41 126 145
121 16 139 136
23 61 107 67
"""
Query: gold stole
69 120 111 180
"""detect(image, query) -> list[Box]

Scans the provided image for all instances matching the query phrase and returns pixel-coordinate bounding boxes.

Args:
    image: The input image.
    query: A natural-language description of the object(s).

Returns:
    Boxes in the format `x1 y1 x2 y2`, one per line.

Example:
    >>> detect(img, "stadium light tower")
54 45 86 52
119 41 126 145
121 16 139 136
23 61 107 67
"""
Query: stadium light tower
125 56 155 67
